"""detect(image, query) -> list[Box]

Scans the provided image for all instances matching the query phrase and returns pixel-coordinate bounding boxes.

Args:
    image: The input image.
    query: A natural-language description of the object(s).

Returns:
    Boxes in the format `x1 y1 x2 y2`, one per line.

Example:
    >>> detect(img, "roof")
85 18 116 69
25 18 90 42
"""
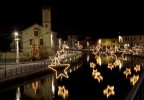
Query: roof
20 23 42 33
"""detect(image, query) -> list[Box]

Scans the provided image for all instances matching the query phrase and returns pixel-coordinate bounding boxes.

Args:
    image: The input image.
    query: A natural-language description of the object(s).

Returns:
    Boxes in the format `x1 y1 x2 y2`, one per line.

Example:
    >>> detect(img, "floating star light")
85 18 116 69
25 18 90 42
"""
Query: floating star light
132 45 141 55
103 85 115 98
113 59 121 67
130 74 139 86
123 68 131 78
90 45 101 56
90 62 96 69
58 86 69 99
134 64 141 73
96 56 101 66
92 69 103 83
107 63 115 71
104 48 117 59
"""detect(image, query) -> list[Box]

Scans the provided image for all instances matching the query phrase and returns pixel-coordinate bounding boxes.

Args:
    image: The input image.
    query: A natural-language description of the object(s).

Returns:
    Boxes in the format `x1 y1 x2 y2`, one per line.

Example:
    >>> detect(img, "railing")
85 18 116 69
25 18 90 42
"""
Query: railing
125 70 144 100
0 52 83 80
0 62 47 79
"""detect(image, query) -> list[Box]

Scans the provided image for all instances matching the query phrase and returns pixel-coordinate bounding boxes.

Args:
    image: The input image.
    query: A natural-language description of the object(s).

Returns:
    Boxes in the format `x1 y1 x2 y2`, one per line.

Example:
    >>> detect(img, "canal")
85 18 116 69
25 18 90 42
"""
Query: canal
0 53 143 100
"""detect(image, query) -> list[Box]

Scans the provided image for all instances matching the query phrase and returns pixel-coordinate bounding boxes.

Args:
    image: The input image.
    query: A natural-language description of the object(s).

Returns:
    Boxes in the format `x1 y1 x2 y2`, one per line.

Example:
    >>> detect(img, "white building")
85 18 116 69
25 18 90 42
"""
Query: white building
118 35 144 49
118 34 144 55
12 6 58 59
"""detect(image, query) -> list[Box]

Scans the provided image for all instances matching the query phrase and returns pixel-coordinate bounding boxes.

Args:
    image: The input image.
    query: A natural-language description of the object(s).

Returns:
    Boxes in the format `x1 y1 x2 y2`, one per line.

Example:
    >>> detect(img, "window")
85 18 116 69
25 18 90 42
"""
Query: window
40 39 43 45
103 46 106 51
30 39 32 45
102 40 106 43
34 31 38 36
107 46 110 49
45 24 48 28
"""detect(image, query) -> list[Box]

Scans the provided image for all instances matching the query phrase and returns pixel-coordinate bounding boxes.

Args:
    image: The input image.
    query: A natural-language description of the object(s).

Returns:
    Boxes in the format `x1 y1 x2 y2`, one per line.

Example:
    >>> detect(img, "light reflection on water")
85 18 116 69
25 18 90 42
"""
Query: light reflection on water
0 54 143 100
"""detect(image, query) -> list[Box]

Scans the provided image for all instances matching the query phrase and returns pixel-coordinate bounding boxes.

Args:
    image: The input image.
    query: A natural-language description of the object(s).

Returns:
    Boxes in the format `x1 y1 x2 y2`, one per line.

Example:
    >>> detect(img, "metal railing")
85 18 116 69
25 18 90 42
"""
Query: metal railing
0 62 47 79
0 53 83 80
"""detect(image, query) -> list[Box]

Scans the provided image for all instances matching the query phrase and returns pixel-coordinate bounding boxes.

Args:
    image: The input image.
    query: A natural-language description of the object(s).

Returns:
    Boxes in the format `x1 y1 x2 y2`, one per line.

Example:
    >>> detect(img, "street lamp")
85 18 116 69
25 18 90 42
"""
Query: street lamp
14 31 20 64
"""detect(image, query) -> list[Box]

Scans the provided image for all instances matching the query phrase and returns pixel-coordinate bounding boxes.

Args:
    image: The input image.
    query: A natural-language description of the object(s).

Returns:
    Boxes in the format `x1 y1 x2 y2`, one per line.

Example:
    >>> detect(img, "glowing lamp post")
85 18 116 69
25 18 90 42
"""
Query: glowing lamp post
14 32 20 64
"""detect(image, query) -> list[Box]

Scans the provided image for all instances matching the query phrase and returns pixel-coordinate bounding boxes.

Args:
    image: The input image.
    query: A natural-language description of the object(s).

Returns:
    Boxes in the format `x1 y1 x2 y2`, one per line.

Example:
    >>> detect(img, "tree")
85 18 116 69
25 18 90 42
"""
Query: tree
31 38 39 61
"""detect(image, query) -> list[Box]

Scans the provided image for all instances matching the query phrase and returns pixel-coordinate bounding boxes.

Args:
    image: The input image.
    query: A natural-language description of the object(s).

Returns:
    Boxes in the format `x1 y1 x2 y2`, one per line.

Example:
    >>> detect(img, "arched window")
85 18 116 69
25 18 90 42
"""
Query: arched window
33 27 39 36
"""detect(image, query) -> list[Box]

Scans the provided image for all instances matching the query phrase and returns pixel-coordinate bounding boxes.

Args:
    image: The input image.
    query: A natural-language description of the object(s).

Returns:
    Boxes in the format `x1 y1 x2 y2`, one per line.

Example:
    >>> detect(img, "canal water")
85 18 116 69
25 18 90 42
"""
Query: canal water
0 53 143 100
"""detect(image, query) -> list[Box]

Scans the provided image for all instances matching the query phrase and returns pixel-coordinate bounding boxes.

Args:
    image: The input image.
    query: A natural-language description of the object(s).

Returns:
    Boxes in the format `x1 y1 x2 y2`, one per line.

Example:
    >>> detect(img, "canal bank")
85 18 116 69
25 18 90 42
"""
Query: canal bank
0 52 83 89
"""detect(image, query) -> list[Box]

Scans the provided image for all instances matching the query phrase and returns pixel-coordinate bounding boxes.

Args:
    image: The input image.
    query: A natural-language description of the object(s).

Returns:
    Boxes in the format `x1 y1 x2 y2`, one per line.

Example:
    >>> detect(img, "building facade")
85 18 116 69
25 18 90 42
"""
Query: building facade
118 35 144 55
98 38 118 51
118 35 144 49
19 6 57 59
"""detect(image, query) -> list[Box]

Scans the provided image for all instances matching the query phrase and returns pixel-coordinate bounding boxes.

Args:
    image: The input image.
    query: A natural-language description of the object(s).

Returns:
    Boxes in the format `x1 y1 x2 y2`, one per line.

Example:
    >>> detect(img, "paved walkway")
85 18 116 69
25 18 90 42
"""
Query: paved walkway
0 52 82 70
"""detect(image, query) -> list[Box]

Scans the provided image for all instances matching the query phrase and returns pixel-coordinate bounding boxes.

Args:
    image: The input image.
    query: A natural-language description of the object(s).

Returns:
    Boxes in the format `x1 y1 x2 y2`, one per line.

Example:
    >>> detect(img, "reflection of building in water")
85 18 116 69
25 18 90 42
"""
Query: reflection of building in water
100 56 115 65
24 75 57 100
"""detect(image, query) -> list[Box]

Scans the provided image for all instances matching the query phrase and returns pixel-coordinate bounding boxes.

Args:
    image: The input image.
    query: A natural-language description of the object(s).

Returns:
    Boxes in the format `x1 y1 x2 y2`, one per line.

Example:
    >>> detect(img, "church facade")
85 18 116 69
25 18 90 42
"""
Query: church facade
20 6 58 59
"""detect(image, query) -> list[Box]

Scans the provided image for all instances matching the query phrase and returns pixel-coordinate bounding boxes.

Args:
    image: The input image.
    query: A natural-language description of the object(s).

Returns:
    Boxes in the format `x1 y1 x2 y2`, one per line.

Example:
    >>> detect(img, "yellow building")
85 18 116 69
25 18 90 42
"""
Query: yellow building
98 38 118 51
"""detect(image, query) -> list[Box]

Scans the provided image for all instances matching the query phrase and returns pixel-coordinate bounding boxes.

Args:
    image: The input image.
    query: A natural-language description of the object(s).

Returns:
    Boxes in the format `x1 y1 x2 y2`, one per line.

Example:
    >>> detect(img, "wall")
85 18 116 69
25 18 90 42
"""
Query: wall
0 52 31 64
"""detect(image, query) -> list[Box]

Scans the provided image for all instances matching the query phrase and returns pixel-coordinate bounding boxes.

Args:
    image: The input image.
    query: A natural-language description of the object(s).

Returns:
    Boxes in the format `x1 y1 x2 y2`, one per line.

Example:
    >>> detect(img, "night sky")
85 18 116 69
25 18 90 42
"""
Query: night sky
0 0 144 51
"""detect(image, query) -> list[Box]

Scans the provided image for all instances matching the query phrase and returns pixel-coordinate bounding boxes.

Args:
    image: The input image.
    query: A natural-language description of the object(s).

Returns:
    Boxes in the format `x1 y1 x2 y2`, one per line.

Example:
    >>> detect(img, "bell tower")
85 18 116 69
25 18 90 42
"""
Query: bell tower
42 6 51 30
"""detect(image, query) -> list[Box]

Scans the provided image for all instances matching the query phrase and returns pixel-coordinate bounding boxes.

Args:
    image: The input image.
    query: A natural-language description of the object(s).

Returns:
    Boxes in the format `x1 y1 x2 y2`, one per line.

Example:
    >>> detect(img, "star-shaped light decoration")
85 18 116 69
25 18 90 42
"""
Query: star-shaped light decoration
48 50 70 79
57 44 68 60
90 45 101 56
107 63 115 71
120 48 132 60
113 59 121 67
49 51 62 66
134 64 141 73
103 85 115 98
58 86 69 99
132 45 141 55
123 68 131 78
92 69 103 83
130 74 139 86
103 47 117 59
96 56 102 66
48 64 70 79
90 62 96 69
